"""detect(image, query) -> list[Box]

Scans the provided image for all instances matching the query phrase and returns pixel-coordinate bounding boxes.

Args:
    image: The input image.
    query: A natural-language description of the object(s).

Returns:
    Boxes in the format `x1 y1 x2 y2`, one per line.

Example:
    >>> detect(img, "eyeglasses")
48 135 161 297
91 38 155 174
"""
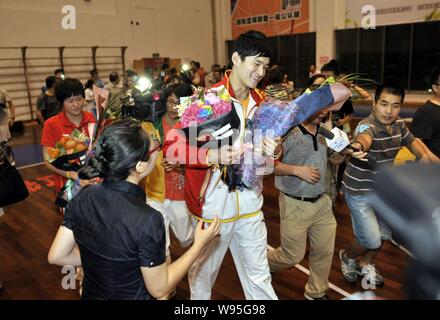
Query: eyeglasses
145 139 162 158
167 99 180 106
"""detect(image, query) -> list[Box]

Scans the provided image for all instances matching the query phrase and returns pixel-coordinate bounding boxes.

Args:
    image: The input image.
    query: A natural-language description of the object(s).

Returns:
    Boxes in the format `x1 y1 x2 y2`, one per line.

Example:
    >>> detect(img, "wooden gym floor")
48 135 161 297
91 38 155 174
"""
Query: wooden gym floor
0 125 409 300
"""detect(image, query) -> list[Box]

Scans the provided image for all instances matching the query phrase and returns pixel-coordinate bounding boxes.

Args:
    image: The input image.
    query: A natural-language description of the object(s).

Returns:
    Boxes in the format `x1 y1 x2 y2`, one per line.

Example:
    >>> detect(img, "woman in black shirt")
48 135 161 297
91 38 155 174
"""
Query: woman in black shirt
48 119 220 299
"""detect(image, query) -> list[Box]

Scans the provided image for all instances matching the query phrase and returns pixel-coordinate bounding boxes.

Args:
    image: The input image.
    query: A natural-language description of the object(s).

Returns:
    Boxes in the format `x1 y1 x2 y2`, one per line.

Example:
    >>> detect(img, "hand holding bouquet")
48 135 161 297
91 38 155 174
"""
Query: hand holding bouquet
48 129 90 171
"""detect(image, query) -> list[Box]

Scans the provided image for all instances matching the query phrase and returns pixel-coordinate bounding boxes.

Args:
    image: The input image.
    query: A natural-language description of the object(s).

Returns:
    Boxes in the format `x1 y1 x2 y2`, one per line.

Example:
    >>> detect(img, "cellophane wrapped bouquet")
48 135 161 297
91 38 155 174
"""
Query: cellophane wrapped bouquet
239 82 352 193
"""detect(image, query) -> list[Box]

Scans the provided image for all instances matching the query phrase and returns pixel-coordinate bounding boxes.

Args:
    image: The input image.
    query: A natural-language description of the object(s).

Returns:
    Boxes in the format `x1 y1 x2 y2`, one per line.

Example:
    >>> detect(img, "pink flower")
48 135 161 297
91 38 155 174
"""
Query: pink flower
205 92 221 105
180 88 232 128
212 100 232 118
181 103 207 127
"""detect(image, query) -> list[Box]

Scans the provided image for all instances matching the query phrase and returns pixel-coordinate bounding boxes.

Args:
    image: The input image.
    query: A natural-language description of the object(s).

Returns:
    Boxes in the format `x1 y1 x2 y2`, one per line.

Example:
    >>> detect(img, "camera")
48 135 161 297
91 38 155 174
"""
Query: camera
121 89 166 122
372 163 440 299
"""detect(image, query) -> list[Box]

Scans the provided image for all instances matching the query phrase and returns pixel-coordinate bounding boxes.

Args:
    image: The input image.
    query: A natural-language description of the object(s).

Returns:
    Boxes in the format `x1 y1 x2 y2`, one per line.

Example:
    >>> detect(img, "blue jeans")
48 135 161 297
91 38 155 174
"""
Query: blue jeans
344 191 392 250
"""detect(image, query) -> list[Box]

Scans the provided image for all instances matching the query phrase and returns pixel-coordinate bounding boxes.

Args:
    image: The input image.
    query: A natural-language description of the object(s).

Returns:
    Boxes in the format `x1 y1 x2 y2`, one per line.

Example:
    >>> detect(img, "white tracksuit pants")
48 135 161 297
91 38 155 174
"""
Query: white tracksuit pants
147 199 195 256
188 212 278 300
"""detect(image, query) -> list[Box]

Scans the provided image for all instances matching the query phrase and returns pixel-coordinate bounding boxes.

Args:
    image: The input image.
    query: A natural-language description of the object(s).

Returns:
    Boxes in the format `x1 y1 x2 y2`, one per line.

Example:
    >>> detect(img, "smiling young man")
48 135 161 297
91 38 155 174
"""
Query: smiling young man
41 78 95 198
339 83 435 287
163 30 280 300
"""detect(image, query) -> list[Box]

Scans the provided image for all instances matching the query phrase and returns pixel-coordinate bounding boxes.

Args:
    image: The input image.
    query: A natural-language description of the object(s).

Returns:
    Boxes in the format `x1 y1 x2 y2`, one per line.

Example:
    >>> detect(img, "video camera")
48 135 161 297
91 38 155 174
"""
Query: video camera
120 89 166 123
371 163 440 299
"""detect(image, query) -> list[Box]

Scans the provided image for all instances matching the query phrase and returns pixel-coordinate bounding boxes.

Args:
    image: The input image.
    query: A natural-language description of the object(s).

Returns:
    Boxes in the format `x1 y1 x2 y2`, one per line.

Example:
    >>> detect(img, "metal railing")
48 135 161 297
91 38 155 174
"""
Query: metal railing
0 46 127 121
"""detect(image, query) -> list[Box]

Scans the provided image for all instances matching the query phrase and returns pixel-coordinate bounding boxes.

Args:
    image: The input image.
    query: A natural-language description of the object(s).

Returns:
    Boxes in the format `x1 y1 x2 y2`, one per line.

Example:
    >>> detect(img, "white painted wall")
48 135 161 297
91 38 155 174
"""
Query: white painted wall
212 0 232 66
0 0 215 120
312 0 346 69
0 0 215 69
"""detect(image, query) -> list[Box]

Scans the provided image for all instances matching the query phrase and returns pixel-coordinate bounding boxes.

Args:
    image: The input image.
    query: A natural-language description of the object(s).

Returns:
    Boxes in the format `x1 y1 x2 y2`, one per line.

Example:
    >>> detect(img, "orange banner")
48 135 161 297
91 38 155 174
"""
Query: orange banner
231 0 310 39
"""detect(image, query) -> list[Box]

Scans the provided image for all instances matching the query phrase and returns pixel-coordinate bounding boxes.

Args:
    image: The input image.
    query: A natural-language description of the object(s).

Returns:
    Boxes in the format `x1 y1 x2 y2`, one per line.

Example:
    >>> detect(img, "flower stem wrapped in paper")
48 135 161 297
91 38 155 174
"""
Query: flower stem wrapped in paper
240 82 352 193
47 128 91 171
177 85 240 146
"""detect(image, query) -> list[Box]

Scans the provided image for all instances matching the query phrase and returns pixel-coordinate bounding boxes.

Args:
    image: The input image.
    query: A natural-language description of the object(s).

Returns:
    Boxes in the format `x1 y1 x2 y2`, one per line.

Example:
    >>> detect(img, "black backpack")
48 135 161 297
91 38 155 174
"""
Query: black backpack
0 143 29 207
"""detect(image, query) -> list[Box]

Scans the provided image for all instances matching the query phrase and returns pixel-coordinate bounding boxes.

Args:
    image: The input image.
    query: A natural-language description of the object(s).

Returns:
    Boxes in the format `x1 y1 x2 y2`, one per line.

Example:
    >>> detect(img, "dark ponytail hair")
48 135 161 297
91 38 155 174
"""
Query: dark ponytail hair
78 119 151 181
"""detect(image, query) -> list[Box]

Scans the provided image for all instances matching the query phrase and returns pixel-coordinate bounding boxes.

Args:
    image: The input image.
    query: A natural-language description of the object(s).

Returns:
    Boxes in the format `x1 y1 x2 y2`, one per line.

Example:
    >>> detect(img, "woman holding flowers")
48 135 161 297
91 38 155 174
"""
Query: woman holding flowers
41 78 96 199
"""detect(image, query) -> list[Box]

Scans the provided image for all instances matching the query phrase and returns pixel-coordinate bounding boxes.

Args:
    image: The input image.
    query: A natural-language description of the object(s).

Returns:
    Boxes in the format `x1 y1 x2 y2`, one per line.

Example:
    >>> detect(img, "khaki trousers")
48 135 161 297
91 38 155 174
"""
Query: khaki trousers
268 193 336 298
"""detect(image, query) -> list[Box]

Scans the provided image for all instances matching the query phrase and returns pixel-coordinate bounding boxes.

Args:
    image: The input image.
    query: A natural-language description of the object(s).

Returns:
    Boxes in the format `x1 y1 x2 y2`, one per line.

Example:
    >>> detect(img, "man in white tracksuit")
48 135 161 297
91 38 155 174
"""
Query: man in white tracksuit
164 30 281 300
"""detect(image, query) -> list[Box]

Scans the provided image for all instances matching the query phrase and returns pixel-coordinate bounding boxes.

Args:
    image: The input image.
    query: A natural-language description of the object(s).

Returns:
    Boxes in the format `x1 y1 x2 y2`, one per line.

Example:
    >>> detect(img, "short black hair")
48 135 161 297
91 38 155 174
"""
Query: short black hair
109 72 119 83
321 62 340 77
84 79 94 90
164 83 193 100
307 74 326 88
375 83 405 103
126 69 137 78
55 78 85 104
268 67 285 85
45 76 57 89
54 68 64 75
233 30 272 61
431 68 440 85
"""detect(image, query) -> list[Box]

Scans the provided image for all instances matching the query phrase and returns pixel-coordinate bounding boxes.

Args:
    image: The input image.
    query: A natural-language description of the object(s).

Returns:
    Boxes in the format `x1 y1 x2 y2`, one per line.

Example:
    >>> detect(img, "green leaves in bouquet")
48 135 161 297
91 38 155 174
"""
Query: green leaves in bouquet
70 128 89 143
305 73 378 95
55 141 66 156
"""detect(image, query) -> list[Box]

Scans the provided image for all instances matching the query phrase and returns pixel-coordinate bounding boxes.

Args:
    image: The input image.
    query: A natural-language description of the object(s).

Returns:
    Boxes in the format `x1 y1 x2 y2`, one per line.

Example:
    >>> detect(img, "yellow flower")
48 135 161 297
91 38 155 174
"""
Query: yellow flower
220 93 230 101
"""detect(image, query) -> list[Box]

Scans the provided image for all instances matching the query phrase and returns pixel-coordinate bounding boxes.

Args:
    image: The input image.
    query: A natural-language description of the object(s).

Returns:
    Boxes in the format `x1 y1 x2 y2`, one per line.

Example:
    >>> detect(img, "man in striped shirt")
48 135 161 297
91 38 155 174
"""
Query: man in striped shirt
339 83 435 287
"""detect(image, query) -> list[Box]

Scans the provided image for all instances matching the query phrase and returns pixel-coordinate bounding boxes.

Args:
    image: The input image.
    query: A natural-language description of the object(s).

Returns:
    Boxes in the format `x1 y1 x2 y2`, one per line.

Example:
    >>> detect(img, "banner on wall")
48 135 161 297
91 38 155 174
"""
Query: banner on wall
346 0 440 28
231 0 309 39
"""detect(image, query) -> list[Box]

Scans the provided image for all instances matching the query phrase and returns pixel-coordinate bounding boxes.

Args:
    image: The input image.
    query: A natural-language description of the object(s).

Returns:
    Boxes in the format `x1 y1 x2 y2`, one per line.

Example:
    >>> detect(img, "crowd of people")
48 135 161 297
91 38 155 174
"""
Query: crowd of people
1 29 439 298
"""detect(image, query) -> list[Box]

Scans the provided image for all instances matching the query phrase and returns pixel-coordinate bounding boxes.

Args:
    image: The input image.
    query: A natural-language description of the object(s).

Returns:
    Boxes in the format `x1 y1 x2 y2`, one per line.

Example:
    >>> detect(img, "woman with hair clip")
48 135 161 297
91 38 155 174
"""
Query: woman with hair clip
48 119 220 300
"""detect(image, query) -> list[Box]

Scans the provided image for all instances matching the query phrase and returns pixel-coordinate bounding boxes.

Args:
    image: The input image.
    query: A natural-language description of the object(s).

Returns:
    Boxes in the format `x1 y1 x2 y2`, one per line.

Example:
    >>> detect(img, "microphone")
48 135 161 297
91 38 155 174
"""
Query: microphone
320 126 376 165
317 126 335 140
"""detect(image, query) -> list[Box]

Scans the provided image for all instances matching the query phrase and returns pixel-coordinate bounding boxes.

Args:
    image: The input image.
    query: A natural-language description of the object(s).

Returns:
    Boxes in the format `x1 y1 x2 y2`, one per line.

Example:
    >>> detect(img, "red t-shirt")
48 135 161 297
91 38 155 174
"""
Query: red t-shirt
41 111 96 193
162 116 185 201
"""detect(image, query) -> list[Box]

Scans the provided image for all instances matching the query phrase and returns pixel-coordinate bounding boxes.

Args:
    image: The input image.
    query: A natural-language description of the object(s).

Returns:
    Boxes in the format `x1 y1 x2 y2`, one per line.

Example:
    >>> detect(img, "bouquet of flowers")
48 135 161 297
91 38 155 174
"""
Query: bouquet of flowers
239 82 352 193
48 128 91 171
177 85 240 146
